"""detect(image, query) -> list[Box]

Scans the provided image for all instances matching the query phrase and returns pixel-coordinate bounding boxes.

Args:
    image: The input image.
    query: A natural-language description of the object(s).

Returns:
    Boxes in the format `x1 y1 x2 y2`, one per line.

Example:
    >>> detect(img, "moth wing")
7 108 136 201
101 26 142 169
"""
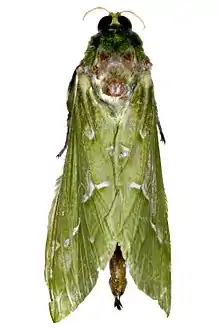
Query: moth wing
119 79 171 315
45 72 115 322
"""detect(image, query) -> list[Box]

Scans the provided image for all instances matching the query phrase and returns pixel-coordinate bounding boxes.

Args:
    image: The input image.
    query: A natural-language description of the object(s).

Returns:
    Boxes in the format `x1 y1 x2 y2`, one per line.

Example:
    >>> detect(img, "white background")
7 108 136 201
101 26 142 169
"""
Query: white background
1 0 220 329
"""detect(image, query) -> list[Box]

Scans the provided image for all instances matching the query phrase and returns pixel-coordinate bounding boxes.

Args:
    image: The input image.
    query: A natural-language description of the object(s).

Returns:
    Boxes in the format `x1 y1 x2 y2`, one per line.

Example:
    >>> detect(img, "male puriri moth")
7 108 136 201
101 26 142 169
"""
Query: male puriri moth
45 7 171 323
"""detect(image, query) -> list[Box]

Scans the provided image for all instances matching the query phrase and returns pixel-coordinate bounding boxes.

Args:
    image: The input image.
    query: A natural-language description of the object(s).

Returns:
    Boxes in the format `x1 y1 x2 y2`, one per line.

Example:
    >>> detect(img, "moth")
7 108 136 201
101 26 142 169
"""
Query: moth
45 8 171 323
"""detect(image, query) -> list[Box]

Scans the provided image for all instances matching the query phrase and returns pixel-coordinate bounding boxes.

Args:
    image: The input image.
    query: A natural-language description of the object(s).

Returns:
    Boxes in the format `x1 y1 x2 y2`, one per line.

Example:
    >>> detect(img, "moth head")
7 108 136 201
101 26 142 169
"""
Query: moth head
83 9 148 104
98 13 132 31
83 8 145 32
83 9 146 65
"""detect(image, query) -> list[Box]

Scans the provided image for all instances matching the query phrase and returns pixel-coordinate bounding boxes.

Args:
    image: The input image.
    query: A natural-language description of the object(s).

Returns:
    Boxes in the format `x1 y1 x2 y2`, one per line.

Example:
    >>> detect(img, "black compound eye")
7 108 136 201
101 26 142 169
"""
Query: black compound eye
98 16 112 31
118 16 132 30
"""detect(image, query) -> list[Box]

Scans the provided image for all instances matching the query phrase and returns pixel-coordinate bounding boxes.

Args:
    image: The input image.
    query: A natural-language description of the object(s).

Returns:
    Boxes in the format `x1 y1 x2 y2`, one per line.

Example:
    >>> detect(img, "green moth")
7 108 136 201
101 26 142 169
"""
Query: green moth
45 8 171 323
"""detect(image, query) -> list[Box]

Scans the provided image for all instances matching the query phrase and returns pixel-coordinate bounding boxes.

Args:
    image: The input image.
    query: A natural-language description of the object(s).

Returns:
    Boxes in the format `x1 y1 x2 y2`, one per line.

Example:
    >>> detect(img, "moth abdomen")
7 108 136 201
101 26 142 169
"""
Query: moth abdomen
109 244 127 309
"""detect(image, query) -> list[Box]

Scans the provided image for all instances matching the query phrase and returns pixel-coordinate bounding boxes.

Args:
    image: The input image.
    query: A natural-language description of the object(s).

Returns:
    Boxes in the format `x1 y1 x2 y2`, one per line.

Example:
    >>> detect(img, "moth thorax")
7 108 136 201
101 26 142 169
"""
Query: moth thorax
102 77 125 97
92 53 134 110
92 75 130 113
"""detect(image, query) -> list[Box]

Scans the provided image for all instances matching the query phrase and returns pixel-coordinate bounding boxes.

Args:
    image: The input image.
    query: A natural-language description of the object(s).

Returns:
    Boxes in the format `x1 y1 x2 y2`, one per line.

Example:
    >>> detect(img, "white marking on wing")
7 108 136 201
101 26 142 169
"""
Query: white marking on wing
89 236 95 244
84 126 95 140
150 221 163 244
51 240 60 257
106 145 114 154
119 145 130 158
82 175 109 202
82 180 95 202
96 181 109 189
64 238 70 248
139 129 146 139
160 288 167 299
129 182 141 190
72 217 81 236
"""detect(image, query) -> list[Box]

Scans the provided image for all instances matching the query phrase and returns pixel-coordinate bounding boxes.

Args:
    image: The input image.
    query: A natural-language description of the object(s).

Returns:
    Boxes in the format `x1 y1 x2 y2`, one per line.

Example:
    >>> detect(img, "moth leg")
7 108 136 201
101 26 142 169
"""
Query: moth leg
157 116 166 144
153 91 166 144
56 112 71 158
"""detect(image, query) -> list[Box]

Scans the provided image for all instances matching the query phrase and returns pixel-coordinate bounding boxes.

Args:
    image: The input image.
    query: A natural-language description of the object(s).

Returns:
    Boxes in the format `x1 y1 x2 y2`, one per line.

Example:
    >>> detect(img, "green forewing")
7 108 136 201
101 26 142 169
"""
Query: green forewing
118 86 170 314
45 74 117 322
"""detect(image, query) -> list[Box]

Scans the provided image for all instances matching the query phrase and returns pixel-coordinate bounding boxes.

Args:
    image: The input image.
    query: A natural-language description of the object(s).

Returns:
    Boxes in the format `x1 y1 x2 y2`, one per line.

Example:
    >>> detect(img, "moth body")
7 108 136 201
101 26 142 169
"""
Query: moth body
45 11 171 323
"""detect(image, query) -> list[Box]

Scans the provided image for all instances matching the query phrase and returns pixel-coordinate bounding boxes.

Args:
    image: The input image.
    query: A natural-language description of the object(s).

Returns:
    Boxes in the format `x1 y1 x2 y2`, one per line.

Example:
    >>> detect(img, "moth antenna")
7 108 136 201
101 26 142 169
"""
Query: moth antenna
114 296 123 310
120 10 146 29
83 7 110 21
